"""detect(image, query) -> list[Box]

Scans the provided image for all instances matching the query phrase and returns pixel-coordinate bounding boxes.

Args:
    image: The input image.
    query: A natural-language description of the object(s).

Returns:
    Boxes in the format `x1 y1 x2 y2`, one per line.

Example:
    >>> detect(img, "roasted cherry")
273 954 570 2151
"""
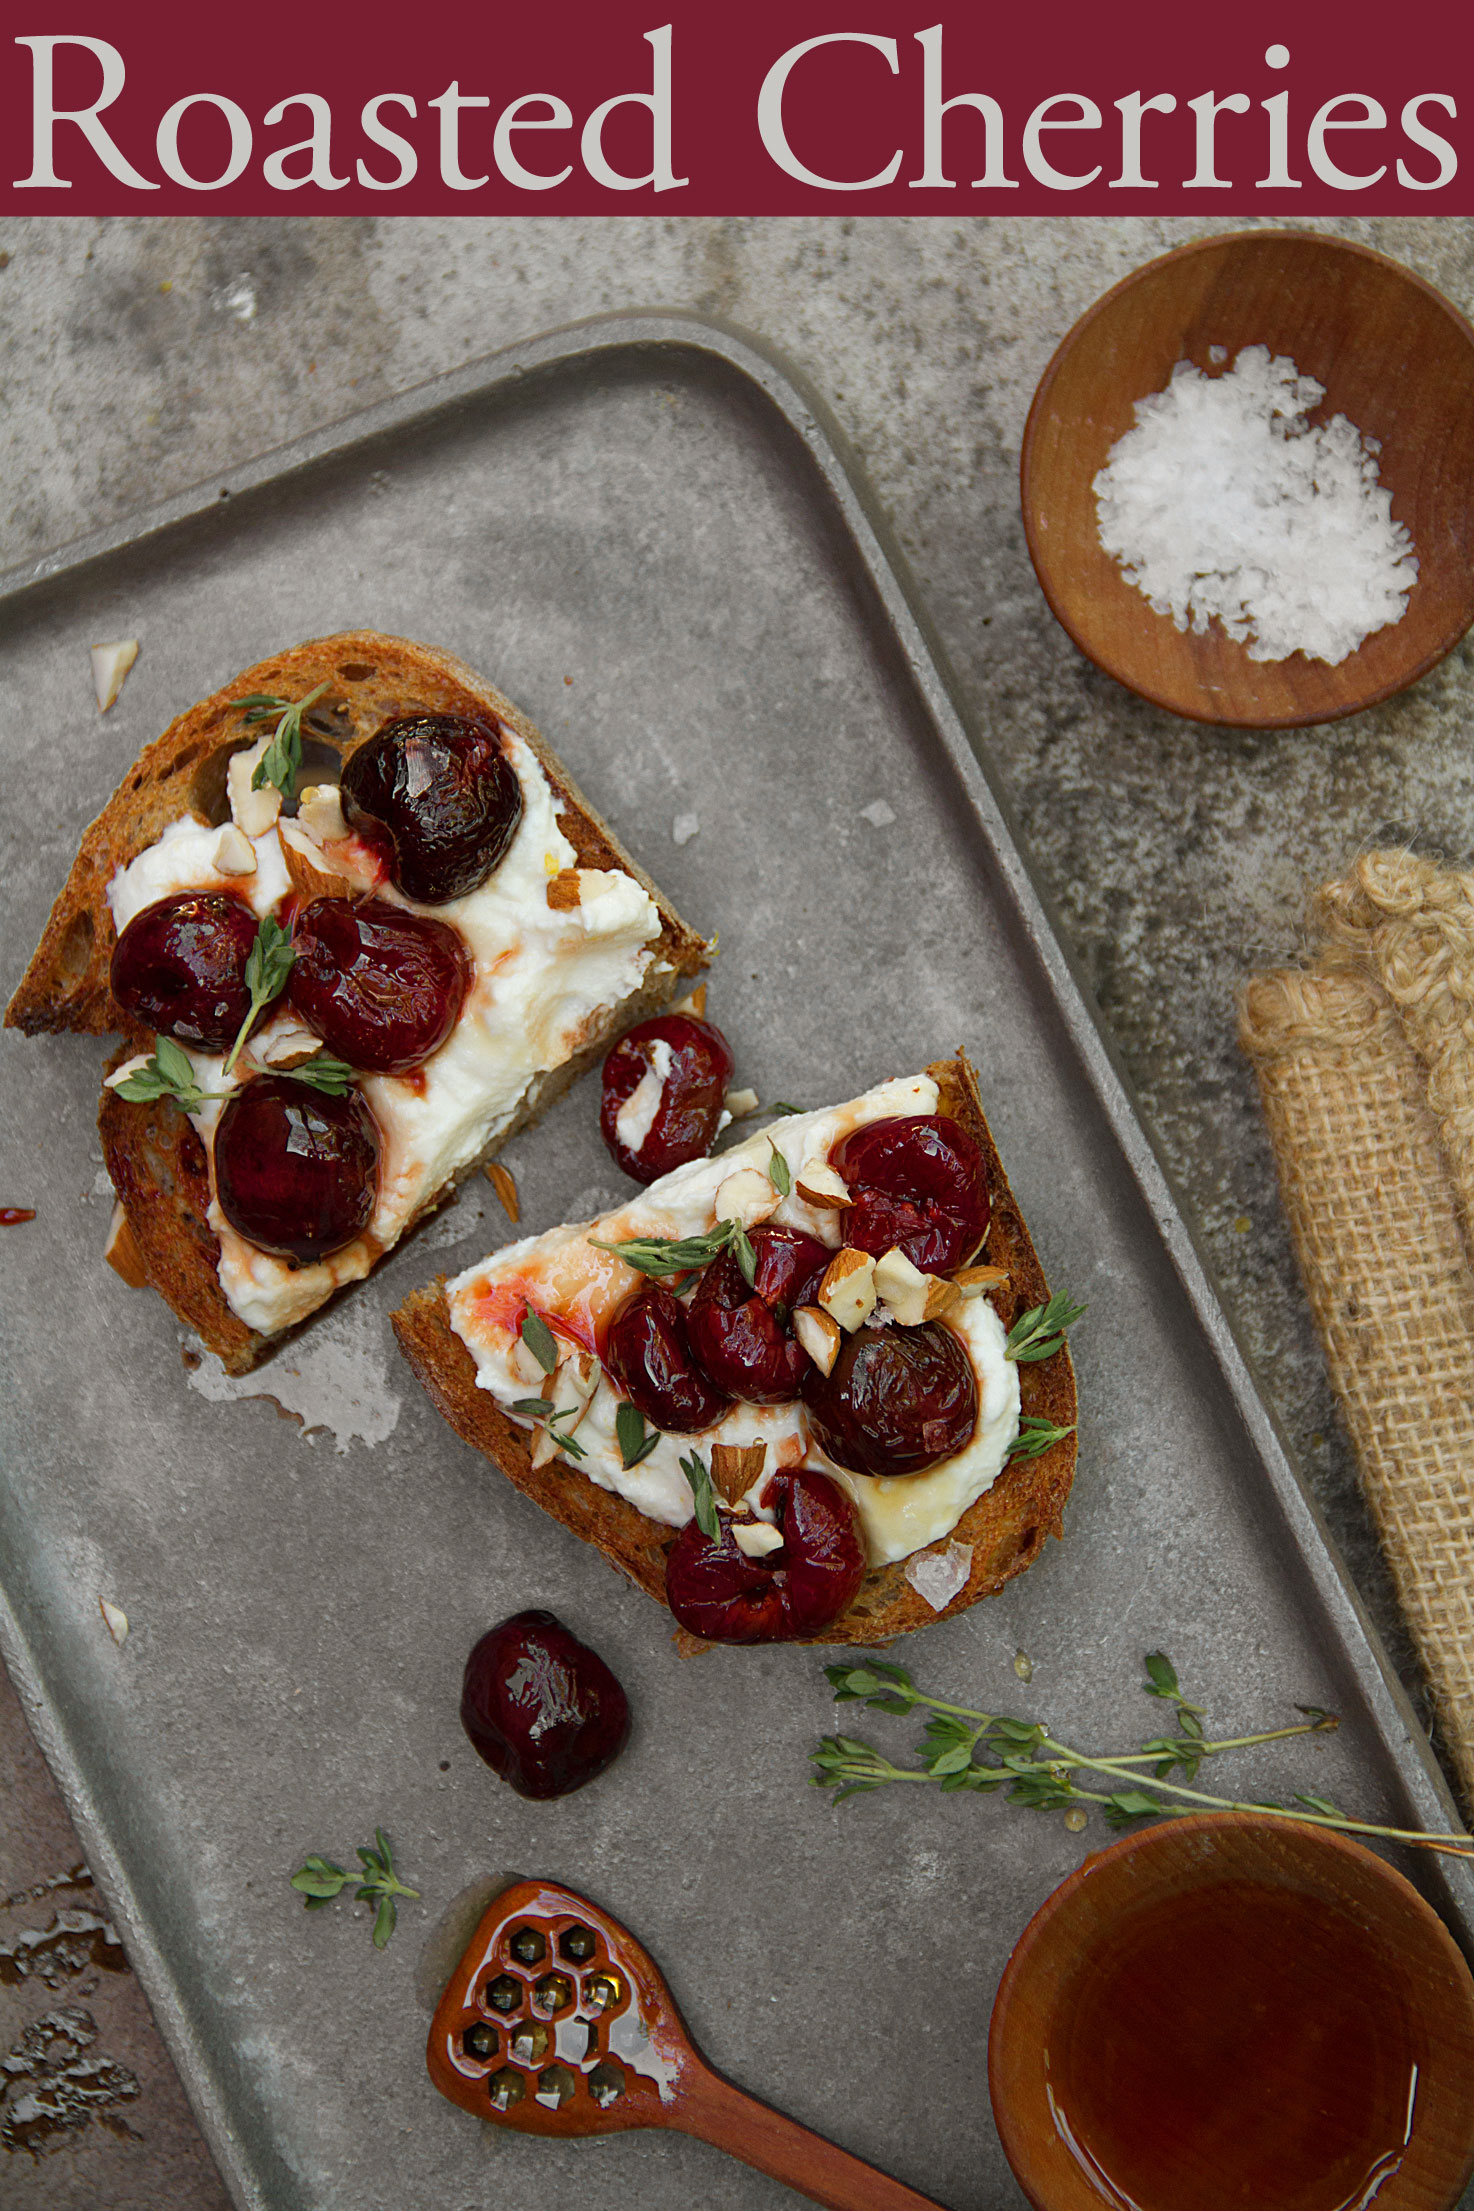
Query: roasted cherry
599 1014 735 1183
110 892 268 1055
832 1114 990 1274
603 1282 730 1433
664 1471 866 1643
803 1319 977 1477
287 897 471 1074
340 714 522 904
460 1609 630 1799
213 1075 379 1261
687 1224 829 1403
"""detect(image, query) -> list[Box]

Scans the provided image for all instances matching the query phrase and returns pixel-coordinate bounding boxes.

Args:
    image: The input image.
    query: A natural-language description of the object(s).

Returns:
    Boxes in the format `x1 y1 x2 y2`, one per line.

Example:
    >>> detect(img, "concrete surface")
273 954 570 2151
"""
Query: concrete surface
2 211 1471 2204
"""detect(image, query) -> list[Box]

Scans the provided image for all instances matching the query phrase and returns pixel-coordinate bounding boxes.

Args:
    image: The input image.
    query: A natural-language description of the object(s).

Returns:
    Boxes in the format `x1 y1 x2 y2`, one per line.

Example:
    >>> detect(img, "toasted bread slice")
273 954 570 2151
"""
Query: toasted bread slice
8 632 708 1371
392 1056 1076 1646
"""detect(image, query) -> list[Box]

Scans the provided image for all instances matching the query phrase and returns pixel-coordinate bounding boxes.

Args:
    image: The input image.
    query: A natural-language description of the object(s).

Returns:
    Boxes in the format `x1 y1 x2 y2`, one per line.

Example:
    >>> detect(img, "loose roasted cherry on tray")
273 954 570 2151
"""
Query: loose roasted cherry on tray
803 1319 977 1478
664 1471 866 1643
604 1282 731 1433
287 898 471 1074
214 1075 380 1261
110 892 269 1055
340 714 522 904
460 1610 630 1799
831 1113 990 1275
687 1225 828 1403
600 1014 735 1183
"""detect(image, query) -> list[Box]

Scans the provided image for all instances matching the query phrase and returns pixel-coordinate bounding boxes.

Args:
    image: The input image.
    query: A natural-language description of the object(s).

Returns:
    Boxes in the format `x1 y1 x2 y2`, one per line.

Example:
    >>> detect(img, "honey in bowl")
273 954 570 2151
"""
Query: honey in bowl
1051 1879 1418 2211
989 1815 1474 2211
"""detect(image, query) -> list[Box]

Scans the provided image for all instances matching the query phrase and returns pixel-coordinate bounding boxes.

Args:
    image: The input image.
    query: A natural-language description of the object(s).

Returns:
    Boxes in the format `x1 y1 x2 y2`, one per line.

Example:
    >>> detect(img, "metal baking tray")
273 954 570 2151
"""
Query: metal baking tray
1 314 1469 2211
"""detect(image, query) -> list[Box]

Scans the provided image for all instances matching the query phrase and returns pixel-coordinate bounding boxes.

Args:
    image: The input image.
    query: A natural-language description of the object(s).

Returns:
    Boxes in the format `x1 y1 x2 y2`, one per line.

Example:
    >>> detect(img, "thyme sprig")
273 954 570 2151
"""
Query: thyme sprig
240 681 331 801
114 1034 213 1111
811 1651 1474 1859
223 916 296 1074
290 1828 419 1949
1005 1415 1077 1462
1005 1291 1086 1363
590 1217 758 1290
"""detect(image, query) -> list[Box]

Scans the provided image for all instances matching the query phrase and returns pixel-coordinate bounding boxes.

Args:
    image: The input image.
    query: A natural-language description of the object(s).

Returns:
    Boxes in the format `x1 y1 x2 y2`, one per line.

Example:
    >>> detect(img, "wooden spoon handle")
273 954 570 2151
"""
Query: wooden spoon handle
675 2061 952 2211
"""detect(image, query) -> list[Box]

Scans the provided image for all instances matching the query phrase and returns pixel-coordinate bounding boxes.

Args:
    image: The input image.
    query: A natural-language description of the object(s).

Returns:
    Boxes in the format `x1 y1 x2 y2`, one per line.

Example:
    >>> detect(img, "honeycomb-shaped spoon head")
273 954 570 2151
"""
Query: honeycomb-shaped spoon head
427 1878 695 2135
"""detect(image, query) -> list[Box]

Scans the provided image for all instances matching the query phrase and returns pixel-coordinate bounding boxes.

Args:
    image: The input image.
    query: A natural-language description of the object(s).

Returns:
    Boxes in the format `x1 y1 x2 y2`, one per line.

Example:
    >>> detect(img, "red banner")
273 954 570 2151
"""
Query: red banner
4 0 1471 216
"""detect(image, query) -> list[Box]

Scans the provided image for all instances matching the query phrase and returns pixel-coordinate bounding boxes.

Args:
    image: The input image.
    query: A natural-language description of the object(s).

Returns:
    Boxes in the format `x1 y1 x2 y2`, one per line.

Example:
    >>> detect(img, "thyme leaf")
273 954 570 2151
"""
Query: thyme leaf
1005 1291 1086 1364
590 1216 756 1287
678 1449 722 1540
519 1308 559 1375
615 1400 662 1470
1004 1415 1077 1462
290 1827 418 1949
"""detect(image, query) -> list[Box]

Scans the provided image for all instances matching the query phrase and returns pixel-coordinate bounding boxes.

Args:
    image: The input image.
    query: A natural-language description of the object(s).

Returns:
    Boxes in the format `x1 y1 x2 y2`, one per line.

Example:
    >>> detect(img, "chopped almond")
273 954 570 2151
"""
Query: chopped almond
92 639 139 713
723 1087 760 1120
211 825 257 877
98 1597 130 1646
296 783 347 843
279 817 357 903
529 1421 562 1470
485 1160 520 1223
546 869 582 911
671 983 708 1019
795 1159 850 1210
710 1440 766 1503
715 1167 781 1228
732 1521 784 1559
255 1020 324 1070
793 1303 841 1375
817 1247 877 1332
874 1245 957 1326
955 1261 1009 1298
227 739 282 840
104 1201 148 1289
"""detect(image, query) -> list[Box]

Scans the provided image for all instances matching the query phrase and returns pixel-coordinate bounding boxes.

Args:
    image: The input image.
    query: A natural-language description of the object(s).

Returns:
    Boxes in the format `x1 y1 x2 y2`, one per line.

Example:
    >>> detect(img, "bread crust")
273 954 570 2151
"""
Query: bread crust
392 1055 1077 1646
10 633 709 1371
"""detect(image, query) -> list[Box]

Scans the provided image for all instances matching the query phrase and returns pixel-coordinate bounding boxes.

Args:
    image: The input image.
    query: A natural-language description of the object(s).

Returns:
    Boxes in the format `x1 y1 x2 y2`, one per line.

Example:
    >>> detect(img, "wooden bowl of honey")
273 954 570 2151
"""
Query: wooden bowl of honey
988 1812 1474 2211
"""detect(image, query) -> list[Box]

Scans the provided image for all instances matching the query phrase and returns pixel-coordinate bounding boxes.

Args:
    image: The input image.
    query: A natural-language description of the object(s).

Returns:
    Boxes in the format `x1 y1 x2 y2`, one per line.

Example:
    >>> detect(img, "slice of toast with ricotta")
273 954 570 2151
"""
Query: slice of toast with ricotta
392 1055 1077 1646
7 631 708 1371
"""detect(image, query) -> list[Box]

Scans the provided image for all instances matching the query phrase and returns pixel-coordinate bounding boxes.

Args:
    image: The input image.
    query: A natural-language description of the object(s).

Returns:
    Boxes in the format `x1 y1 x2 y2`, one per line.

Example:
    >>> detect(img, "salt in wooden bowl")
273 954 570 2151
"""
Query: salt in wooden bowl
1021 231 1474 727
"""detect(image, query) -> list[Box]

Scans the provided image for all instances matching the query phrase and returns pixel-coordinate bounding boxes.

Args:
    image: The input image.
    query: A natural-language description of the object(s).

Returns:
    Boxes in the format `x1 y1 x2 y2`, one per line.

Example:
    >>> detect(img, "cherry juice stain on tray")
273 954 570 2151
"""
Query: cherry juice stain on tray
0 1208 35 1225
1049 1877 1422 2211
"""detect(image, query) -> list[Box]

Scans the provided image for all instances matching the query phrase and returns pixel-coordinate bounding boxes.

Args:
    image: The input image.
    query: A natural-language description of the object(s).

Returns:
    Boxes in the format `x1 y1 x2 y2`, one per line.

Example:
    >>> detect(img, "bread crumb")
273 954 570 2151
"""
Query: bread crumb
861 800 895 828
673 811 700 846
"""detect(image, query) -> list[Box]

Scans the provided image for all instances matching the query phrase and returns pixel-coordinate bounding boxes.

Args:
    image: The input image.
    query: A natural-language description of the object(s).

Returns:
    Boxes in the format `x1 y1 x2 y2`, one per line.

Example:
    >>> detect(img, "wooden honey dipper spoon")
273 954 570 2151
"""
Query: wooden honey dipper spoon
426 1876 950 2211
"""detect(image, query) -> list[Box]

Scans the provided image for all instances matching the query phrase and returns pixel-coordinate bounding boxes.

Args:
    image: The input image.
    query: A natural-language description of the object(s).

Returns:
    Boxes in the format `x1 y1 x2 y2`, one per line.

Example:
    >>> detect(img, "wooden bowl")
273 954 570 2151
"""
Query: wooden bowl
1021 232 1474 726
988 1812 1474 2211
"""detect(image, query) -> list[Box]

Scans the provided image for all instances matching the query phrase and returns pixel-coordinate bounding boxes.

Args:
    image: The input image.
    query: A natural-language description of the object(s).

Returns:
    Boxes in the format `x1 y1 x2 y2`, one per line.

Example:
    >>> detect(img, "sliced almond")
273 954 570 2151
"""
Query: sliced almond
955 1261 1010 1298
92 639 139 713
227 737 282 839
671 983 708 1019
104 1201 148 1289
715 1167 781 1228
296 783 346 843
546 868 582 911
816 1247 877 1332
529 1422 563 1470
732 1520 784 1560
794 1160 850 1210
485 1160 520 1223
920 1274 961 1320
710 1441 766 1504
212 824 257 877
793 1303 841 1376
278 817 357 903
723 1086 760 1120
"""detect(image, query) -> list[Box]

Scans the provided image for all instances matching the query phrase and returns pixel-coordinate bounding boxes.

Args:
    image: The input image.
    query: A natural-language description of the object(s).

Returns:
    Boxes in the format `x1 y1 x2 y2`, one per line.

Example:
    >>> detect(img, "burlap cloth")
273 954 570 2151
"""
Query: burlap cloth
1241 850 1474 1801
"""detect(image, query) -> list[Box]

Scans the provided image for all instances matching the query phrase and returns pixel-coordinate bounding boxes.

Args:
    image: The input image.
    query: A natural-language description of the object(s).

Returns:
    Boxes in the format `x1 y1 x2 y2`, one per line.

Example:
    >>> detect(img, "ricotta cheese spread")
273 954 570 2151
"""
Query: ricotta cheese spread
445 1075 1022 1566
107 726 667 1335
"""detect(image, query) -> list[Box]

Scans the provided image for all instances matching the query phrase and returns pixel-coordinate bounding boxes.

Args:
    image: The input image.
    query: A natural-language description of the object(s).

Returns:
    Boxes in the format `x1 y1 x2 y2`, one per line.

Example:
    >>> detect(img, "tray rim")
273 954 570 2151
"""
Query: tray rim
1 306 1469 2211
